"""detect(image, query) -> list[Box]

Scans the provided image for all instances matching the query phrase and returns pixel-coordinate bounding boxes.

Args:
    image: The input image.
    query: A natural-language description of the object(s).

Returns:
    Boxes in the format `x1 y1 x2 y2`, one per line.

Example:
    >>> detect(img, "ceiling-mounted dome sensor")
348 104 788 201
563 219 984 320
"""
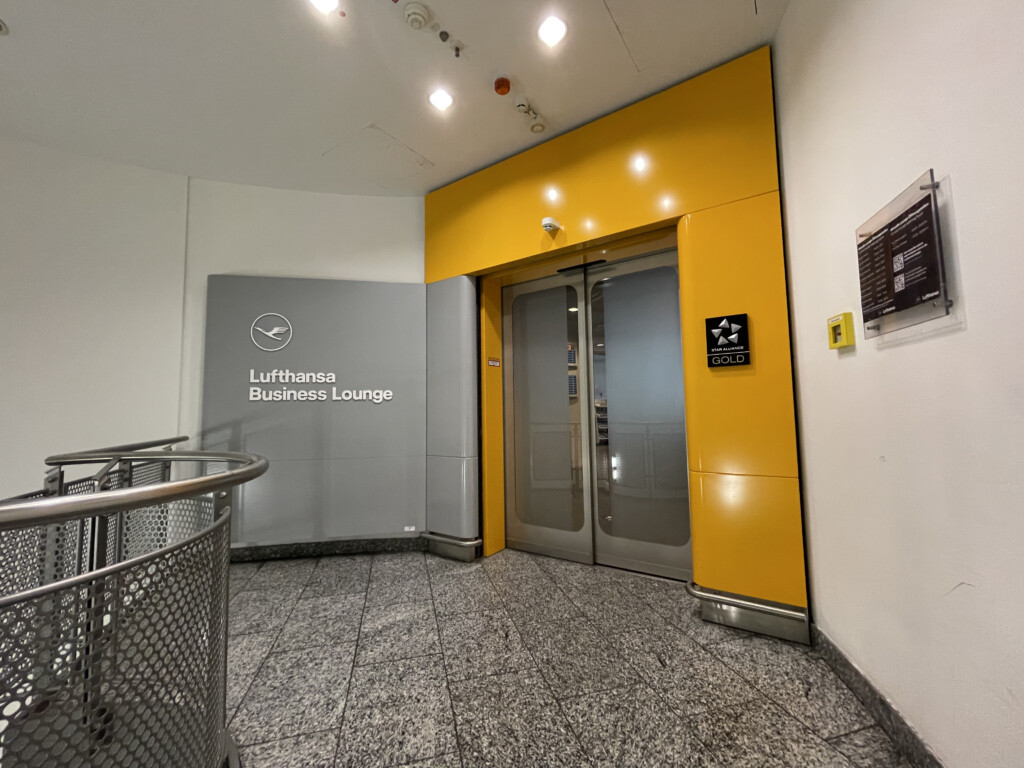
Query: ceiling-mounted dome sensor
538 16 567 47
404 2 431 30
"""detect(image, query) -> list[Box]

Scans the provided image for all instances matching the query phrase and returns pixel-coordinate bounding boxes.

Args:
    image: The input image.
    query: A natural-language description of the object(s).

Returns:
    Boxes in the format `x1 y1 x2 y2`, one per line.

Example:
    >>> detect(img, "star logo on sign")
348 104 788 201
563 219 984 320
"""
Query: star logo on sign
711 317 743 347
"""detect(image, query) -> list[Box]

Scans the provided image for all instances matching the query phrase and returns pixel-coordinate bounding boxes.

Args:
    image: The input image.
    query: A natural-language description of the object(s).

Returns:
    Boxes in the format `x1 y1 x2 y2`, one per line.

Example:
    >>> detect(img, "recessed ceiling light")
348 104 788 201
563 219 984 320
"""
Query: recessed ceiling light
632 154 649 174
568 307 579 313
429 89 454 111
661 196 674 211
538 16 567 47
309 0 339 15
546 187 560 202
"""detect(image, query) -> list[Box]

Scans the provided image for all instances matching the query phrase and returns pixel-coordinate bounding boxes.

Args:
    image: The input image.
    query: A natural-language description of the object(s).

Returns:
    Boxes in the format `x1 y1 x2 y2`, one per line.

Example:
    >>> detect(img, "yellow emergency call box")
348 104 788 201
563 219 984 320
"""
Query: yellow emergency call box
828 312 855 349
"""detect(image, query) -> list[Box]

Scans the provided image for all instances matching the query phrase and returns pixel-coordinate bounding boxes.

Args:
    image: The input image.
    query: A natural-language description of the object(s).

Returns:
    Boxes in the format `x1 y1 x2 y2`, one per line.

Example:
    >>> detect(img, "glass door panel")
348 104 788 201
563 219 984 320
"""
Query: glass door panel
588 253 692 580
502 274 594 563
501 249 690 580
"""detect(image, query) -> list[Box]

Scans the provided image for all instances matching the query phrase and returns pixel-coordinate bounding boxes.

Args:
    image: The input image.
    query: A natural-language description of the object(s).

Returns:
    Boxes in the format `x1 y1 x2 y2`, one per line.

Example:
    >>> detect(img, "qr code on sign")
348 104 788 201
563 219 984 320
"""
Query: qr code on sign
892 253 905 272
894 274 906 292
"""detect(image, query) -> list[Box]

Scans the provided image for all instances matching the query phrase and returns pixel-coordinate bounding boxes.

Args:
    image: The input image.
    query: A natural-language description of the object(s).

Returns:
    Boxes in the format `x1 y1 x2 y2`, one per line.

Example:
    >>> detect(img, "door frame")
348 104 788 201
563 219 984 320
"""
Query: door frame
478 226 678 558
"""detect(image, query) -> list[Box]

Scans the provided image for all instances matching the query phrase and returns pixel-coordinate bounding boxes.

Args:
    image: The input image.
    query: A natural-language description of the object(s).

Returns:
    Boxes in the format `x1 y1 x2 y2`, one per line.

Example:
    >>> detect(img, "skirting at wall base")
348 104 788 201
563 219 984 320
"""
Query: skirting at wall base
229 537 428 562
811 627 944 768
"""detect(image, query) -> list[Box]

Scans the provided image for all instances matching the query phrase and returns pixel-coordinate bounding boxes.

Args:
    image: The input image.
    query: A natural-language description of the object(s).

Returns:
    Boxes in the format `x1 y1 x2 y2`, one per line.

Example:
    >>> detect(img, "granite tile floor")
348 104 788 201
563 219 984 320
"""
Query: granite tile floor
227 550 911 768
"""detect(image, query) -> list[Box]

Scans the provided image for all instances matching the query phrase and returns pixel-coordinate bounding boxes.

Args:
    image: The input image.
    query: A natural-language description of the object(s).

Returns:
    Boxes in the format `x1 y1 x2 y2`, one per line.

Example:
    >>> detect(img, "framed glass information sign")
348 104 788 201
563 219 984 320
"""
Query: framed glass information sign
856 169 950 339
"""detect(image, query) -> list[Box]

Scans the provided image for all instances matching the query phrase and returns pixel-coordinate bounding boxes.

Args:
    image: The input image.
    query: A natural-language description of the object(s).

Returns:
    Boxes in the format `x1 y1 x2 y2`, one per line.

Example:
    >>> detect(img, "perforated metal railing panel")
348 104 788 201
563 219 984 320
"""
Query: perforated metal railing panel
0 498 228 768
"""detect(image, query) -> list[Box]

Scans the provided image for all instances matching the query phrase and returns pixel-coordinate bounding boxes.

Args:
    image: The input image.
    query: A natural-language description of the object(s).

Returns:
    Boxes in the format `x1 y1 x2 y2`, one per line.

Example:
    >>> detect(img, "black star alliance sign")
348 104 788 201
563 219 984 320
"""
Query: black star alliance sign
705 314 751 368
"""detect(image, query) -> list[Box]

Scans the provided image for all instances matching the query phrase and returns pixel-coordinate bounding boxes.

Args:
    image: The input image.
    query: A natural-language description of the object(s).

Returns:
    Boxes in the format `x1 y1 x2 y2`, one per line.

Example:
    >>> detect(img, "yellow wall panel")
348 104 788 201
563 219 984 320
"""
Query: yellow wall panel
678 192 799 479
425 47 779 283
479 275 506 556
691 472 807 607
427 47 808 613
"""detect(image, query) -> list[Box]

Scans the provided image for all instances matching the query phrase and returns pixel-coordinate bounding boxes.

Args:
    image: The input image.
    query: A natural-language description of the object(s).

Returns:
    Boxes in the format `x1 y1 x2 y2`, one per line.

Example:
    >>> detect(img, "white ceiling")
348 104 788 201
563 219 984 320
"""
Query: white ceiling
0 0 789 196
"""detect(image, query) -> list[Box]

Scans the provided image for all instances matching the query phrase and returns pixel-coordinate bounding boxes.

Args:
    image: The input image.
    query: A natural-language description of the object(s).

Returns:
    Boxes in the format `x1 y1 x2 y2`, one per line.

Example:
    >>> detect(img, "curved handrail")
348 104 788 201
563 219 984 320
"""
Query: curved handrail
45 435 189 463
0 500 232 610
0 451 267 531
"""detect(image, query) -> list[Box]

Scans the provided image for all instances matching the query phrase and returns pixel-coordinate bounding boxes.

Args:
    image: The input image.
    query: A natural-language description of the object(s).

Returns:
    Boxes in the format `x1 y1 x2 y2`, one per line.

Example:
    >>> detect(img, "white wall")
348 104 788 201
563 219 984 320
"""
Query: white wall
774 3 1024 767
0 136 188 497
0 138 424 497
177 178 424 442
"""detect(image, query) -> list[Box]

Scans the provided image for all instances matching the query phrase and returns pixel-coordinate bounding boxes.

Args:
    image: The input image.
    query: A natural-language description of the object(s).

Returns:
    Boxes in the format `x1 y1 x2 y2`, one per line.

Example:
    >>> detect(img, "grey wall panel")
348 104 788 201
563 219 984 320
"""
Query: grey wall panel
426 456 479 539
426 276 478 458
425 276 479 539
202 274 426 546
233 457 426 545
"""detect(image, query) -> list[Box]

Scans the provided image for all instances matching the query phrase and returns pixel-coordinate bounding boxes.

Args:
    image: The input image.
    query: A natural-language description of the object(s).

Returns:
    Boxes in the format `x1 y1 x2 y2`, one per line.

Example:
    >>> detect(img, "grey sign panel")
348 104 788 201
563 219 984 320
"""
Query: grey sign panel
202 275 426 546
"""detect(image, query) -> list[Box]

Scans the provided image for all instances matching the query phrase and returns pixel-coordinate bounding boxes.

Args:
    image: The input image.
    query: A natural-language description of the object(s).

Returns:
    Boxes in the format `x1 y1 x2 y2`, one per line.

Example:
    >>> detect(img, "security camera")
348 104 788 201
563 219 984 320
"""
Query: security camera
542 217 561 232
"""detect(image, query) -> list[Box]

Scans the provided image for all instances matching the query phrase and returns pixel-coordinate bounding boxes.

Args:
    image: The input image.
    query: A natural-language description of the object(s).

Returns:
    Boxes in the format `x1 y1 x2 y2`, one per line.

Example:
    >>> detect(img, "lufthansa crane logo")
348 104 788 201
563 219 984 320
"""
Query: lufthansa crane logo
250 313 293 352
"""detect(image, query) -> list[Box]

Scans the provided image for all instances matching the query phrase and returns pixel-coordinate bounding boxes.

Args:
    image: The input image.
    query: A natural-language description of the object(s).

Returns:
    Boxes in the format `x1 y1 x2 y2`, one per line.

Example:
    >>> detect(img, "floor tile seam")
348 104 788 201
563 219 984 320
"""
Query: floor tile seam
593 608 763 757
270 636 360 654
299 587 371 599
679 692 786 756
699 642 842 742
446 665 544 686
427 563 467 768
825 722 883 743
363 596 435 610
487 556 601 768
702 639 877 742
235 726 340 754
354 649 445 668
694 692 853 761
381 754 461 768
556 679 711 762
230 574 256 593
367 570 430 585
227 576 307 732
433 604 505 620
331 577 371 768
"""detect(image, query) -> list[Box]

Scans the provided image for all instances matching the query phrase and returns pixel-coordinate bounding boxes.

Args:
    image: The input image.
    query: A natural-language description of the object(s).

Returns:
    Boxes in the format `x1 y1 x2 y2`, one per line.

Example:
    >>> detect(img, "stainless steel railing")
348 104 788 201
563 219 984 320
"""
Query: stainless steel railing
0 441 267 768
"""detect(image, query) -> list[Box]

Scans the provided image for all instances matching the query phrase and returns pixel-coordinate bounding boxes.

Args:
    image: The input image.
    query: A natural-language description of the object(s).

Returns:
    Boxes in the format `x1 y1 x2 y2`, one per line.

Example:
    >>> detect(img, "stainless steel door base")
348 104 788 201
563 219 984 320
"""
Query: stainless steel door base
687 581 810 645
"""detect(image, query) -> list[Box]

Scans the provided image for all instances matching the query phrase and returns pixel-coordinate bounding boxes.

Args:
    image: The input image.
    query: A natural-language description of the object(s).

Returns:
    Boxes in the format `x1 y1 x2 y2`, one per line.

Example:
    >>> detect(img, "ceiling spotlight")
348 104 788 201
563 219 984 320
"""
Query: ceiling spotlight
538 16 567 47
632 154 649 174
546 187 560 202
309 0 339 15
531 118 546 134
429 89 453 111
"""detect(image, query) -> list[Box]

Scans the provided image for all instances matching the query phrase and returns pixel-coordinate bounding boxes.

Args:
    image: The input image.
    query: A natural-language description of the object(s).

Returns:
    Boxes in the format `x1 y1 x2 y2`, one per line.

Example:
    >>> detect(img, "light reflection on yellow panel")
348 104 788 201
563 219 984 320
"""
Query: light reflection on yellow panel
425 47 778 283
677 192 798 479
691 471 807 608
